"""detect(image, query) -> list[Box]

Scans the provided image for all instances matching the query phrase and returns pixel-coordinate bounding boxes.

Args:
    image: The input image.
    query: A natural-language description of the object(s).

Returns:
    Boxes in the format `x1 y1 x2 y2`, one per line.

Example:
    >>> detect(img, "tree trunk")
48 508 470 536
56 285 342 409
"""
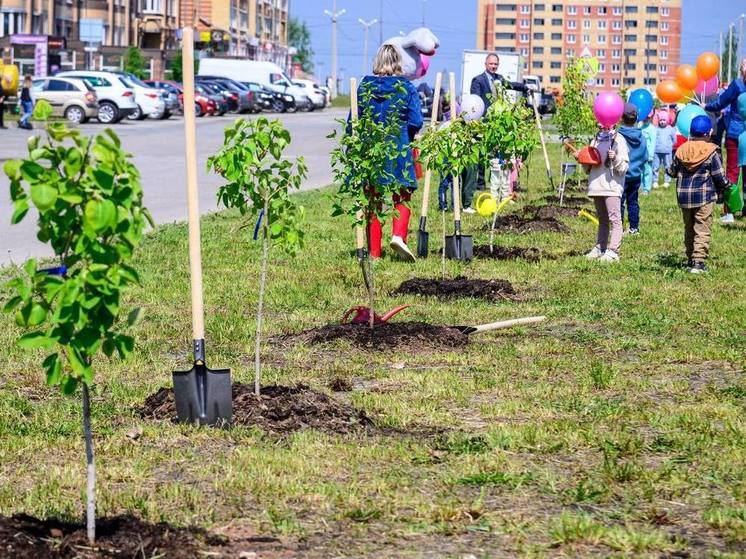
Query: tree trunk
363 214 376 329
254 198 270 396
489 210 498 254
441 208 446 280
82 383 96 544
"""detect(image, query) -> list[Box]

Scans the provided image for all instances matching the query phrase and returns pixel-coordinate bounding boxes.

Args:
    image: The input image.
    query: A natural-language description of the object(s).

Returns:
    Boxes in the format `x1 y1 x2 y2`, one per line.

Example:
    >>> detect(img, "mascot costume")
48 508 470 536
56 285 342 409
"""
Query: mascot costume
364 28 439 261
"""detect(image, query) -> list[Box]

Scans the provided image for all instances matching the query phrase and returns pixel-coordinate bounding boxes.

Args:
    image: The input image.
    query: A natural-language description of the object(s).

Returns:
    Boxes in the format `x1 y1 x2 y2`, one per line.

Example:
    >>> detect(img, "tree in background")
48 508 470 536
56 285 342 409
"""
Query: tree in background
721 33 741 85
553 60 597 145
123 46 148 79
289 18 314 73
169 49 199 83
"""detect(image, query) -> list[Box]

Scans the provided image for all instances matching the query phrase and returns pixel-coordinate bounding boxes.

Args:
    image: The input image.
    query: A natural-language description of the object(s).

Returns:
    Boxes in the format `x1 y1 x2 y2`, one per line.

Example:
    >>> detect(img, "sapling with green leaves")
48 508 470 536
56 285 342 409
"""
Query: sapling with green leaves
208 117 306 395
3 100 151 544
329 83 409 327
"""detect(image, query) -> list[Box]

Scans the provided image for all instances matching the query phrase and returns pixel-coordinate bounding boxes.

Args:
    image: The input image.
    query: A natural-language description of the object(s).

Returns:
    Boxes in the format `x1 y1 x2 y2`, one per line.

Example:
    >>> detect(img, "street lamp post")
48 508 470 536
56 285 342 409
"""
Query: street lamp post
358 18 378 75
324 1 346 98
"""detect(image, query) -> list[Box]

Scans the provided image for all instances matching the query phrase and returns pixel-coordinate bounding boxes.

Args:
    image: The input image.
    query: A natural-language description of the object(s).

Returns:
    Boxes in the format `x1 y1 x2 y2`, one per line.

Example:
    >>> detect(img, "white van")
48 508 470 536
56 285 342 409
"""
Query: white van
198 59 311 109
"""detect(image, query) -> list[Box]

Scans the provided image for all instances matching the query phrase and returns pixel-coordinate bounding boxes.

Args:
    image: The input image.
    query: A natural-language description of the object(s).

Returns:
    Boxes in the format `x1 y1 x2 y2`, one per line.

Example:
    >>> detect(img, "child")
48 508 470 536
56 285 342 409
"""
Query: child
652 113 677 188
575 125 630 262
640 111 657 194
666 115 729 274
618 103 647 234
18 75 33 130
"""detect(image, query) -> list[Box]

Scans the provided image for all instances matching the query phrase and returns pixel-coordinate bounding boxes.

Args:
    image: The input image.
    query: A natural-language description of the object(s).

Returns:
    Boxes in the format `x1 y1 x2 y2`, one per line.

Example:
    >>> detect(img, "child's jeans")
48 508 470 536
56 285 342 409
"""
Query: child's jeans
19 100 33 126
593 195 623 253
621 177 641 230
438 174 452 210
652 152 672 186
642 161 653 193
681 202 714 263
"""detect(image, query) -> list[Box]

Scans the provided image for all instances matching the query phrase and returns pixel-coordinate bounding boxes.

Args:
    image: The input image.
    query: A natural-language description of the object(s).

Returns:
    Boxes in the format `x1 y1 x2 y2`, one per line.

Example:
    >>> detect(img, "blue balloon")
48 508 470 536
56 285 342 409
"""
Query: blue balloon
628 88 654 122
676 104 708 138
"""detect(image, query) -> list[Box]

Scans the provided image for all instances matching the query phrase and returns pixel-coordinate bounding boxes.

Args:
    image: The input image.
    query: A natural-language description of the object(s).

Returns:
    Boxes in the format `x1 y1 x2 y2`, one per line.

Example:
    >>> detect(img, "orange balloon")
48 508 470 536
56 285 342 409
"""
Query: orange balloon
696 52 720 81
656 80 683 104
675 64 699 91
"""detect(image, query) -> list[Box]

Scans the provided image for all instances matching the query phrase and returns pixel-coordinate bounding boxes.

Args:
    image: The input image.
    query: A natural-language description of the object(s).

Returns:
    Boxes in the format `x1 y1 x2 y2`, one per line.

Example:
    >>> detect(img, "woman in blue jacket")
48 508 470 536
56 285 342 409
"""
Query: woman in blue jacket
355 44 423 261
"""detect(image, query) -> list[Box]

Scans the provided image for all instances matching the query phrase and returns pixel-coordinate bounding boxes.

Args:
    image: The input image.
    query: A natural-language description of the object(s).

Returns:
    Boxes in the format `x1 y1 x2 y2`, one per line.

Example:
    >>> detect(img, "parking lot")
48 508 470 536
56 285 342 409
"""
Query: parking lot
0 108 346 264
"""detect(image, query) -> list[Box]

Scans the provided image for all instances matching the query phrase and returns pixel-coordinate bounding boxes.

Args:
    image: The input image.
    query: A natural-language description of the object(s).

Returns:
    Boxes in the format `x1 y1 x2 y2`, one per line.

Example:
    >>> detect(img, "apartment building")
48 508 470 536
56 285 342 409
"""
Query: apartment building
476 0 682 92
0 0 289 78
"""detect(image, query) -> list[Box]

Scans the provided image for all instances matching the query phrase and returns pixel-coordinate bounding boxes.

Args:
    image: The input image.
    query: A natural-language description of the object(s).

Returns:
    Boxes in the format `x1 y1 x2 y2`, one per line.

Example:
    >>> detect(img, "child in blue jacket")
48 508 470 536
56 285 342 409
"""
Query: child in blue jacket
618 104 648 234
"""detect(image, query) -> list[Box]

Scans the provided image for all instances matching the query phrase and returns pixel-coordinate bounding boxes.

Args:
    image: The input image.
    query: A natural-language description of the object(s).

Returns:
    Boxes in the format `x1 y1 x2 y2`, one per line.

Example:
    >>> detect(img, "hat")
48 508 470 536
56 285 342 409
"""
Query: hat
622 102 638 121
690 115 712 136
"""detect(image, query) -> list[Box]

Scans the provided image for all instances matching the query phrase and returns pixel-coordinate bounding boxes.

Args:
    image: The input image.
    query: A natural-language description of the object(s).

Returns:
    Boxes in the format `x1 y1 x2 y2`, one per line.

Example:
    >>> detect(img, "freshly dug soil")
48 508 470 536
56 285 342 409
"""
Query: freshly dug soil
280 321 469 350
139 383 372 435
472 245 544 262
0 514 233 559
522 204 584 219
393 276 518 301
485 214 570 234
543 195 589 207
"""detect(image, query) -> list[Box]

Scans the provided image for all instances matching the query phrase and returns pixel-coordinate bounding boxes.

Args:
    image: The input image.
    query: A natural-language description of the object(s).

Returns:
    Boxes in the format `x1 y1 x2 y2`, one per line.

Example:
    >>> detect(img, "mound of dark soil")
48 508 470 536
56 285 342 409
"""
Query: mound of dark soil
393 276 518 301
522 204 585 219
281 321 469 350
543 195 589 207
139 383 372 435
0 514 234 559
472 245 544 261
485 214 570 234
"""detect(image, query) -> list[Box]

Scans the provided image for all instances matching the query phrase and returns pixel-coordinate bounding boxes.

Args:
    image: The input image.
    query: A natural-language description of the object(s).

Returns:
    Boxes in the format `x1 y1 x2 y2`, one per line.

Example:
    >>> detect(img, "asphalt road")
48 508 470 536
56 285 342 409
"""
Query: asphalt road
0 108 344 265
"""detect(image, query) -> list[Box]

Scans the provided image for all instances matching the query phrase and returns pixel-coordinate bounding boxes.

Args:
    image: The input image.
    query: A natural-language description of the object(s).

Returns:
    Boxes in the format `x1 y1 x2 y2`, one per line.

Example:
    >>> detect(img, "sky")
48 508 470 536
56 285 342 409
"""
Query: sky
291 0 746 92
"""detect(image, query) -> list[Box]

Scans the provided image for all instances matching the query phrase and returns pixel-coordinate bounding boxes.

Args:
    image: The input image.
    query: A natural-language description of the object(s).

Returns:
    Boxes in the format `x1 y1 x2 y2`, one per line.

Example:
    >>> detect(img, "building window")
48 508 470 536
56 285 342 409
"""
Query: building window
598 20 607 30
550 75 561 83
497 32 517 40
566 48 576 57
568 20 576 29
598 7 607 15
520 47 529 56
644 63 657 71
534 4 545 11
550 61 561 68
596 49 605 58
583 6 591 15
520 5 530 14
552 4 563 12
582 34 590 43
599 63 606 72
645 35 658 44
626 20 638 28
612 78 620 87
644 77 656 85
551 46 561 54
534 18 545 25
661 36 669 45
551 18 562 25
661 7 670 16
612 63 620 73
624 49 637 56
661 22 669 31
612 35 621 45
532 61 543 68
567 34 576 44
596 78 605 86
519 33 529 42
533 46 544 54
625 6 638 13
623 77 635 86
646 49 658 56
625 34 637 42
613 7 622 15
496 4 517 11
141 0 161 13
495 18 516 25
567 6 576 15
533 32 544 39
612 21 622 30
612 49 621 58
583 20 590 29
551 32 562 40
520 19 530 28
598 35 606 44
660 50 668 60
646 6 659 13
646 20 658 28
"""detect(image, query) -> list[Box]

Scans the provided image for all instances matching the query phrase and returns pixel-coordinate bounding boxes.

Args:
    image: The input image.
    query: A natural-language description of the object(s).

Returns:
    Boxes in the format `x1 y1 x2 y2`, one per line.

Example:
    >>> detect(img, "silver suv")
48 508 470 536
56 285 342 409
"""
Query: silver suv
30 77 99 124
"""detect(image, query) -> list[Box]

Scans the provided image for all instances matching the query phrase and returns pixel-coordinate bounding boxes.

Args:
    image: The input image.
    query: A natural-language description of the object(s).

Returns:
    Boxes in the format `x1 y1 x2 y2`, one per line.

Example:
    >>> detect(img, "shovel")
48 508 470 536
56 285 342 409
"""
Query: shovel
172 26 232 426
531 98 555 192
453 315 546 335
416 72 444 258
444 72 473 261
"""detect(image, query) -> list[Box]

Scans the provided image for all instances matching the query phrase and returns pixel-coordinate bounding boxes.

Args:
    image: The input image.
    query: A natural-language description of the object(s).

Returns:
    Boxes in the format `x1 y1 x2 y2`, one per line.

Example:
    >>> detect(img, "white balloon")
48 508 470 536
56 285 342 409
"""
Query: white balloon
460 94 485 121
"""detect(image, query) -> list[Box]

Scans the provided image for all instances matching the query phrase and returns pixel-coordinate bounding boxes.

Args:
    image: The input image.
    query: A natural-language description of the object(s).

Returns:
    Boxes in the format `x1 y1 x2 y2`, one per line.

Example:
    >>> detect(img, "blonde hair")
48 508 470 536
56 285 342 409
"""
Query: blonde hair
373 45 403 77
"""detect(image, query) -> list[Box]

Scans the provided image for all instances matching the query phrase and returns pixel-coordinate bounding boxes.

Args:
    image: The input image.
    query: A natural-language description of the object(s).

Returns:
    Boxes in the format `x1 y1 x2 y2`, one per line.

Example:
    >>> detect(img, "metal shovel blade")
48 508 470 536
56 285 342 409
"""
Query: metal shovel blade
416 229 429 257
444 234 473 261
172 364 232 426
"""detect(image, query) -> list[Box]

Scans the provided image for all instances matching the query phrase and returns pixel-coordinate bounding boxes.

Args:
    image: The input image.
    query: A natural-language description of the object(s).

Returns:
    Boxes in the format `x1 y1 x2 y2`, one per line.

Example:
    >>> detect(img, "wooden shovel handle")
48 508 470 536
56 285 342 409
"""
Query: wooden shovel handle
419 72 443 218
181 26 205 341
350 78 366 252
532 101 552 178
471 316 546 334
448 72 461 222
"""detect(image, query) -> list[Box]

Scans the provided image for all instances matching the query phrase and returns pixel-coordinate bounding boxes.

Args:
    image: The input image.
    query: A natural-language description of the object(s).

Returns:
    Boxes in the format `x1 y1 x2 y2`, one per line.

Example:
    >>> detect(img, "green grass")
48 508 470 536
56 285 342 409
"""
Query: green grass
1 141 745 557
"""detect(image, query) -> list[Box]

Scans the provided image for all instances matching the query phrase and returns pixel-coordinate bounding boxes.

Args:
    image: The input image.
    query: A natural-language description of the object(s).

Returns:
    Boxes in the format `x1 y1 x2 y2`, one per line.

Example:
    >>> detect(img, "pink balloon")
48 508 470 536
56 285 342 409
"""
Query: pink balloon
593 91 624 128
415 54 431 79
693 75 719 95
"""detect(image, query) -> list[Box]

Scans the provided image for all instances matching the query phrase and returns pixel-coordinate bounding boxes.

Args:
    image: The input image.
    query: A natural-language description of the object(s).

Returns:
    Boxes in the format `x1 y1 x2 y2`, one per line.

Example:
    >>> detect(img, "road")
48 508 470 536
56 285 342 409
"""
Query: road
0 108 344 265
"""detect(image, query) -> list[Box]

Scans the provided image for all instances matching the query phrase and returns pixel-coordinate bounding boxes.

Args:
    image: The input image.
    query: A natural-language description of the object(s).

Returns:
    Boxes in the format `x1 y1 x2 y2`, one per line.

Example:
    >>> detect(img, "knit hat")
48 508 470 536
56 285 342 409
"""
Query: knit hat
690 115 712 136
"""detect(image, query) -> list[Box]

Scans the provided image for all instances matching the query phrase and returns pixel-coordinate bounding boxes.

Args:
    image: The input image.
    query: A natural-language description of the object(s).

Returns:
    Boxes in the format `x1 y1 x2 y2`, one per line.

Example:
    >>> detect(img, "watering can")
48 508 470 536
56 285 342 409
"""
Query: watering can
475 193 514 217
724 173 743 214
0 63 19 95
578 208 599 226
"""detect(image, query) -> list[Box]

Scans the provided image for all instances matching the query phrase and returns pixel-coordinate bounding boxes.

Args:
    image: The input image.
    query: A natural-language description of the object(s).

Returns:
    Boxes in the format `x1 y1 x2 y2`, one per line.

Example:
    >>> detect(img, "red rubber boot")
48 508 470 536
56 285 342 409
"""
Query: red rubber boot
367 215 383 258
390 190 415 261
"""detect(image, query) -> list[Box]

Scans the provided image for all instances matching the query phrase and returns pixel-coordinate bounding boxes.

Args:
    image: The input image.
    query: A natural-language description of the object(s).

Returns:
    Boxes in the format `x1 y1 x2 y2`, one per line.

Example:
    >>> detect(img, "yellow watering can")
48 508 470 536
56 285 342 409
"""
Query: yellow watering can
475 193 513 217
0 63 19 95
578 208 599 226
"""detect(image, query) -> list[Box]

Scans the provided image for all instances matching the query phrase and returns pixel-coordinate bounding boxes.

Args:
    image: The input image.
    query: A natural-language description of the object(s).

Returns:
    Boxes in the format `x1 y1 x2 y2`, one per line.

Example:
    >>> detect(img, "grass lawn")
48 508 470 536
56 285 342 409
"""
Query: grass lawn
1 141 745 558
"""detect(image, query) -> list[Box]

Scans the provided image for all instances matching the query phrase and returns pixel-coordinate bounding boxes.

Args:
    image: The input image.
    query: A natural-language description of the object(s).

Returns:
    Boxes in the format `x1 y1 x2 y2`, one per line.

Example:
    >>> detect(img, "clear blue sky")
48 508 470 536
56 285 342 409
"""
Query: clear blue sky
291 0 746 91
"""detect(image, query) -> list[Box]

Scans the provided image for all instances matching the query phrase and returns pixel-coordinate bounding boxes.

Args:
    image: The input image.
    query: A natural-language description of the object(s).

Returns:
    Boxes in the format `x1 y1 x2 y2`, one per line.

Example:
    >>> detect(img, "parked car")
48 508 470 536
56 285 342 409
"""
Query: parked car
145 80 184 111
30 76 98 124
242 81 294 112
196 76 255 113
196 78 238 112
108 72 167 120
56 70 137 124
195 83 227 116
537 91 556 115
241 81 271 112
293 79 326 110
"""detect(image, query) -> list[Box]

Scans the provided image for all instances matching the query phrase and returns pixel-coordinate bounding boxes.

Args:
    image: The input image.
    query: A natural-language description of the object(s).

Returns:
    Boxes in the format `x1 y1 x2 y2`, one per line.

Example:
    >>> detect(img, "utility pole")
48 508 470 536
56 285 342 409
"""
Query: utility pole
324 1 346 98
739 14 745 63
421 0 426 27
719 31 723 83
359 18 378 75
727 23 734 83
379 0 383 45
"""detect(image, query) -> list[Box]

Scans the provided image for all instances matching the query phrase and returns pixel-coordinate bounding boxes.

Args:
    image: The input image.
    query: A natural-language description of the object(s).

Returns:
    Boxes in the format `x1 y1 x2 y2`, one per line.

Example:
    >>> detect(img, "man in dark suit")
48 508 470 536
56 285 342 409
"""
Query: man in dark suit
463 54 529 206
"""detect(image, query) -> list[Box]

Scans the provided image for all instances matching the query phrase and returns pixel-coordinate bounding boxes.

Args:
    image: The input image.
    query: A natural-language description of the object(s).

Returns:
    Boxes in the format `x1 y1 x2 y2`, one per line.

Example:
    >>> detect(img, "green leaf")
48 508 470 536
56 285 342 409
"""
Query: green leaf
17 332 56 349
4 159 21 180
92 169 114 191
20 161 45 182
127 307 143 326
61 376 79 395
32 99 53 121
3 296 23 313
114 334 135 359
30 182 58 212
66 346 92 383
43 353 62 385
11 199 29 224
84 199 117 232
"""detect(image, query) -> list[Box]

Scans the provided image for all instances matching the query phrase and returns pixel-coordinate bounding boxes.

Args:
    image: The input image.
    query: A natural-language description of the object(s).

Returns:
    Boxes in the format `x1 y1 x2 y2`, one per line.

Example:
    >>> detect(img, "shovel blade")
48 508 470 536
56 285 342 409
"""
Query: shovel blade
444 235 473 261
416 229 429 257
172 365 232 426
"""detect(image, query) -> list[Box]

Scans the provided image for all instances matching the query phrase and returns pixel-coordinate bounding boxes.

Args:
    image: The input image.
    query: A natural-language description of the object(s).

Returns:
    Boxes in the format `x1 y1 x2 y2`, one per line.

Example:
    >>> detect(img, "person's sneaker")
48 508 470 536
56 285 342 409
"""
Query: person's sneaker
689 261 708 274
463 207 476 214
627 228 639 235
685 259 694 269
599 250 620 263
585 246 604 259
389 236 416 262
720 213 735 224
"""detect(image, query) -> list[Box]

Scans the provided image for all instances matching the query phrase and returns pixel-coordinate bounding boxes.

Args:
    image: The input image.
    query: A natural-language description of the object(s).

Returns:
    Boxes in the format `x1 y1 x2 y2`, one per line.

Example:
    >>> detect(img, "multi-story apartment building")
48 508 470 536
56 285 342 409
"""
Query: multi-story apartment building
0 0 289 79
476 0 682 92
